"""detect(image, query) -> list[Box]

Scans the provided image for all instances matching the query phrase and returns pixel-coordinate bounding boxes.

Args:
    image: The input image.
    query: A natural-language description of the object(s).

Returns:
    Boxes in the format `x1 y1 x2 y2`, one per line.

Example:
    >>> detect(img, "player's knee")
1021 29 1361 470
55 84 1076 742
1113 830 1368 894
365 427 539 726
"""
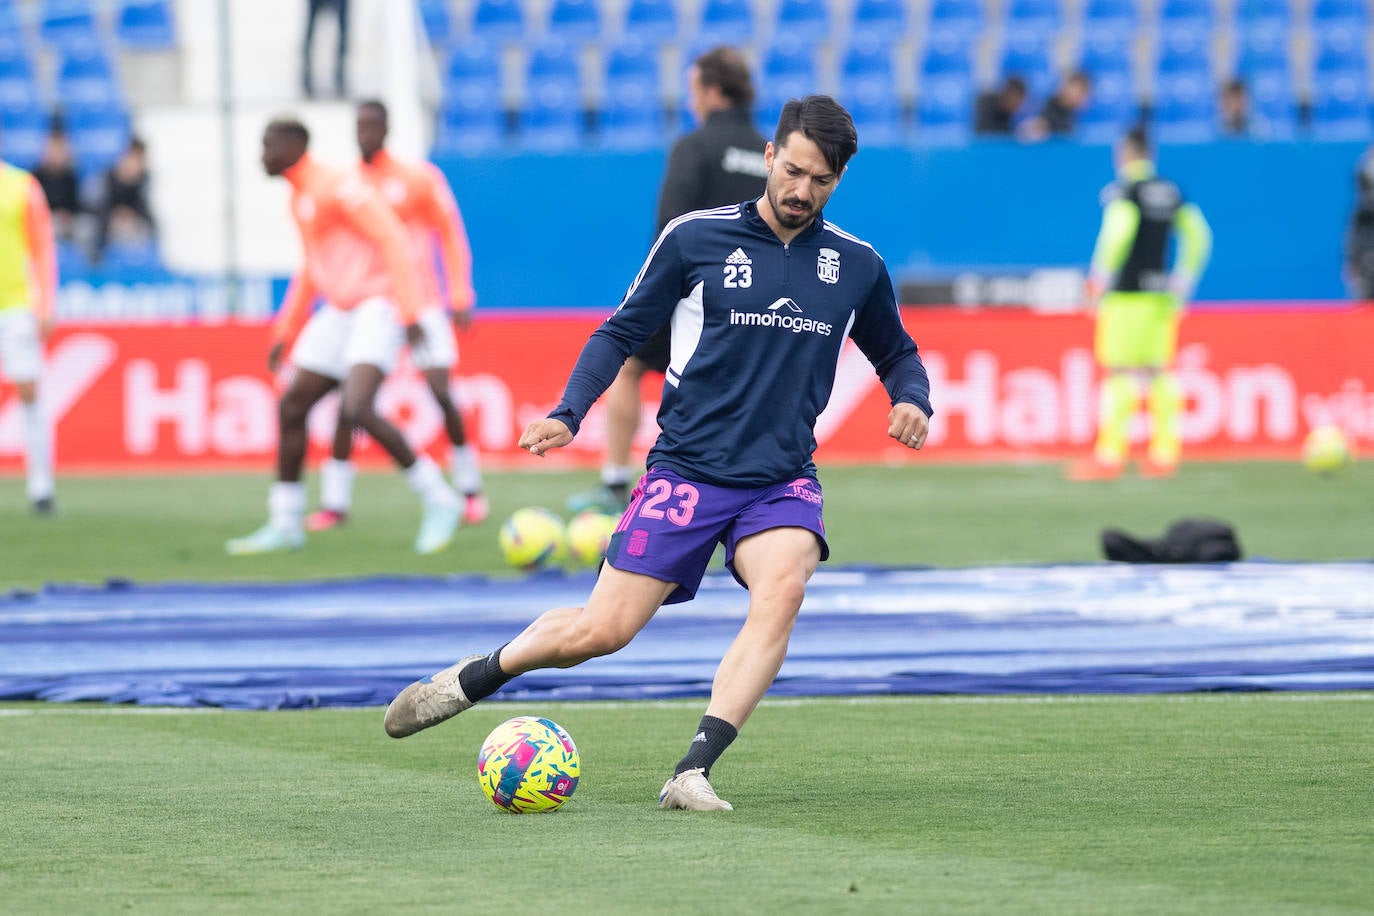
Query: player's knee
279 394 311 427
751 575 808 620
337 398 375 429
565 620 632 661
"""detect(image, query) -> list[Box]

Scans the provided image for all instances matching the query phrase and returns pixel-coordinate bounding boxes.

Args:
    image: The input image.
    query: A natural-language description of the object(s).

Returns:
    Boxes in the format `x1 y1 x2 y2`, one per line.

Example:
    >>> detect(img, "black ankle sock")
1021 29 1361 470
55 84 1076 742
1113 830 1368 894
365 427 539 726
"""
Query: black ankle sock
674 715 738 778
458 644 513 702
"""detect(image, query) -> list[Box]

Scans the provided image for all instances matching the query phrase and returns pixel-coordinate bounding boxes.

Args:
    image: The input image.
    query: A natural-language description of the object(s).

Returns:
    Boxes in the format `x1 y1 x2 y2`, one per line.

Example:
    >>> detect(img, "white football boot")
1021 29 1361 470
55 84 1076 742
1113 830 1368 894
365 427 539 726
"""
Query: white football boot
384 654 484 738
658 767 733 811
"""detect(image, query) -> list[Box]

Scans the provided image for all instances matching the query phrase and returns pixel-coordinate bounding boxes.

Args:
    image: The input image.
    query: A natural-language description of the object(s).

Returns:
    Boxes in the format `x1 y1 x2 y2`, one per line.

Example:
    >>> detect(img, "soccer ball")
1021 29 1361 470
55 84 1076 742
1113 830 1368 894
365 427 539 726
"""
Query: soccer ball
566 511 618 567
498 507 567 569
1301 425 1353 474
477 716 580 813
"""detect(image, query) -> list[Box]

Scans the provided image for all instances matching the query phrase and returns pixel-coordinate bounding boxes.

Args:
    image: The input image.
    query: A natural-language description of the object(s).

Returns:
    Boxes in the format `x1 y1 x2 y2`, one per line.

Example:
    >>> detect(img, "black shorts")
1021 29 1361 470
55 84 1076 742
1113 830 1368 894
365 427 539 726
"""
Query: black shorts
631 323 671 374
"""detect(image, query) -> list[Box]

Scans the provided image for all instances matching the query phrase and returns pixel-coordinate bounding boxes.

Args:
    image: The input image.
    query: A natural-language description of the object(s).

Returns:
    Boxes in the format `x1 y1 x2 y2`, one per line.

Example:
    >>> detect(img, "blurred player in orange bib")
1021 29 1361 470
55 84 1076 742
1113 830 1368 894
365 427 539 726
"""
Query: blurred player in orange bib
0 156 57 514
306 100 487 533
226 117 463 557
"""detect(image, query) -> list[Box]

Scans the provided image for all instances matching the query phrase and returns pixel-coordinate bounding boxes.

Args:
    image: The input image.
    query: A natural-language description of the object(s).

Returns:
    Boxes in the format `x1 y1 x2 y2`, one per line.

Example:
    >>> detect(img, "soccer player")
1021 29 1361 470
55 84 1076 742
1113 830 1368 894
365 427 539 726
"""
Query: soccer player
385 96 934 812
568 46 768 515
226 118 463 556
1068 127 1212 481
0 153 57 514
306 100 487 533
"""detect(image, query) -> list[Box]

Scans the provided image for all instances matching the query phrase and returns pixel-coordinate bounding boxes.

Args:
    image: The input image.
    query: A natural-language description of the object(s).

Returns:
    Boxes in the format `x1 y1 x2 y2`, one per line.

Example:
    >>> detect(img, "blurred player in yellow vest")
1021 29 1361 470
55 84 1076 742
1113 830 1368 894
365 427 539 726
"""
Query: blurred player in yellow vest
1068 127 1211 481
0 155 58 513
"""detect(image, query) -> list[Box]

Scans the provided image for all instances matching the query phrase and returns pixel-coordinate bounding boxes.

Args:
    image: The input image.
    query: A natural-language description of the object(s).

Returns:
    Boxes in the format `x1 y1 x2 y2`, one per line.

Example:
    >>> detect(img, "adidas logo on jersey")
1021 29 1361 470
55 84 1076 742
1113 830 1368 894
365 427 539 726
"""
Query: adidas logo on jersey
725 248 752 265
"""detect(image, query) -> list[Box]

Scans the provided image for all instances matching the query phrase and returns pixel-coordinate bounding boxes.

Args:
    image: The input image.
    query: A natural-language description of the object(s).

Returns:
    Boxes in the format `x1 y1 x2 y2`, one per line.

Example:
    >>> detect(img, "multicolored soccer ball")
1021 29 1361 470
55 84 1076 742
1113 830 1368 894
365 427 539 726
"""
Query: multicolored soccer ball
1302 425 1353 474
498 507 567 570
477 716 580 813
565 511 618 567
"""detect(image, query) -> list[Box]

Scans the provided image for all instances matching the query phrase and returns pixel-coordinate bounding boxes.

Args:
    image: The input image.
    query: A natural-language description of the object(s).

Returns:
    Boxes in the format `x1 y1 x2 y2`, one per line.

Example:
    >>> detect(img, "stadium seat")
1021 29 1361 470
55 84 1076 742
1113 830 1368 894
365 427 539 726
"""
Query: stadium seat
101 237 166 276
762 32 818 84
914 74 973 145
696 0 754 48
920 27 976 79
547 0 602 42
841 74 904 146
445 38 502 92
1234 0 1292 33
1157 0 1214 32
1004 0 1061 35
417 0 453 46
599 78 664 148
848 0 907 45
842 32 895 81
773 0 829 42
1233 24 1290 77
0 95 49 170
1245 69 1297 137
520 38 583 150
115 0 176 50
1312 0 1368 31
0 2 22 35
1313 26 1367 77
56 36 121 109
927 0 984 41
1154 27 1212 77
621 0 677 42
1310 70 1372 140
66 101 130 176
999 28 1055 97
434 93 506 155
1081 0 1138 32
0 31 35 92
1078 27 1132 80
470 0 527 43
1076 69 1137 144
39 0 99 48
1151 71 1216 143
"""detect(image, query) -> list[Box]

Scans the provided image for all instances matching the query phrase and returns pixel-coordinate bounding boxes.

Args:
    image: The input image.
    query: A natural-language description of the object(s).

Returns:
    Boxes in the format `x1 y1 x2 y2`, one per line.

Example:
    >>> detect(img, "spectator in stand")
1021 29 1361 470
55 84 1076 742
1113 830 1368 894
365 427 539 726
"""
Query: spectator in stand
92 137 156 263
974 76 1028 136
1020 71 1092 141
302 0 349 98
1218 78 1274 140
31 126 82 243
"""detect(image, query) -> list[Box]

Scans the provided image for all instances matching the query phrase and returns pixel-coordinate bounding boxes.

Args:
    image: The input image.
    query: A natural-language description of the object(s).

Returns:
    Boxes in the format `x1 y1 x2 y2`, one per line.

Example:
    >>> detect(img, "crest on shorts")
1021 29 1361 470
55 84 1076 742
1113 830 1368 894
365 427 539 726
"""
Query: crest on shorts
817 248 840 284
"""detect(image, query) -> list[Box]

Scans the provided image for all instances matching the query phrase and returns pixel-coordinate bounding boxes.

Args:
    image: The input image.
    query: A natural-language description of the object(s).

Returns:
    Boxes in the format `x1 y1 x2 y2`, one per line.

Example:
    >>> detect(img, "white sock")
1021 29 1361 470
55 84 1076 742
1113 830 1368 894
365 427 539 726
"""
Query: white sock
319 458 356 512
601 464 634 487
405 455 459 507
22 400 53 502
450 444 483 495
269 481 306 532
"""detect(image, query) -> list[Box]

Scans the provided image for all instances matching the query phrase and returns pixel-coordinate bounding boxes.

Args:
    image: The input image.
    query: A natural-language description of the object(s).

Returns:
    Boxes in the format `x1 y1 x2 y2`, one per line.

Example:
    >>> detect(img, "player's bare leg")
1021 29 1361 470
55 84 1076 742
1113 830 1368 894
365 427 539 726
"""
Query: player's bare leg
340 363 461 554
385 565 674 737
423 366 486 525
660 526 820 811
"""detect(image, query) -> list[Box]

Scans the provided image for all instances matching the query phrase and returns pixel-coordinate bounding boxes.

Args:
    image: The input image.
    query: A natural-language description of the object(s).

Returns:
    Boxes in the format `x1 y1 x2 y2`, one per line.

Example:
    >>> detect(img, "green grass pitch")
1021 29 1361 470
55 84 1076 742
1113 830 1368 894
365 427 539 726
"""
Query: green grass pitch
1 460 1372 912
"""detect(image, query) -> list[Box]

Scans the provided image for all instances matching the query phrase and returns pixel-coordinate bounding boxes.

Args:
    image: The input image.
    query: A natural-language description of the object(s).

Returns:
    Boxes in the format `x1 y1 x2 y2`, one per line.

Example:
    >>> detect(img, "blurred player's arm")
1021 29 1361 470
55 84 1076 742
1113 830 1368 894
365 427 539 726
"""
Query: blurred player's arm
269 272 319 371
421 164 475 327
1169 203 1212 306
340 183 424 341
847 257 933 450
24 175 57 339
1084 198 1139 308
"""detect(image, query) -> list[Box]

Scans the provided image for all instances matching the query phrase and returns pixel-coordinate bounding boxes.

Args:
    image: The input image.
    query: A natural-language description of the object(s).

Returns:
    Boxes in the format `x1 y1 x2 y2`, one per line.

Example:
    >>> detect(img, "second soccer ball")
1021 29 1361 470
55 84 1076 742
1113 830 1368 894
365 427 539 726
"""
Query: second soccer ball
498 507 567 570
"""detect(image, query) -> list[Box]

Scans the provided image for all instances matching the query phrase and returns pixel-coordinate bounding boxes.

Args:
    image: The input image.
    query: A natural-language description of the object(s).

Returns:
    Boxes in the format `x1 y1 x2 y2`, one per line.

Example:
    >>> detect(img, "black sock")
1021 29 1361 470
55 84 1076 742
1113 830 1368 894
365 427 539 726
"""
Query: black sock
457 644 513 702
608 481 630 502
674 715 738 778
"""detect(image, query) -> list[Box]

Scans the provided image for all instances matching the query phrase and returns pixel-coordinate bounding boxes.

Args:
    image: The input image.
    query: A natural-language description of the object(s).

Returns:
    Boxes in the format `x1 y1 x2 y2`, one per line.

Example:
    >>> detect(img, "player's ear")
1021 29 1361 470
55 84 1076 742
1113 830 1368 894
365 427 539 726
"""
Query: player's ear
763 142 775 173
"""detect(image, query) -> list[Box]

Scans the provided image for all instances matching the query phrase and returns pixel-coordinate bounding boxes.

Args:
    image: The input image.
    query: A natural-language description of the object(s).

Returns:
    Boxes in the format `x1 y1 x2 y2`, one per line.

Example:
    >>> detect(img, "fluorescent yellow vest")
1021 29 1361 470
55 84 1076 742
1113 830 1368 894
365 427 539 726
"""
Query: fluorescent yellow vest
0 163 36 313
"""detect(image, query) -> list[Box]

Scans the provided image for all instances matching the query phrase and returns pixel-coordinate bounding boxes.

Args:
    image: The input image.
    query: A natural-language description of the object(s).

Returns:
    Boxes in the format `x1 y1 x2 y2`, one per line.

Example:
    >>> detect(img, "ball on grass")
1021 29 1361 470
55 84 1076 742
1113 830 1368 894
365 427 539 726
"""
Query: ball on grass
1301 426 1353 475
477 716 580 813
566 511 618 567
498 507 567 570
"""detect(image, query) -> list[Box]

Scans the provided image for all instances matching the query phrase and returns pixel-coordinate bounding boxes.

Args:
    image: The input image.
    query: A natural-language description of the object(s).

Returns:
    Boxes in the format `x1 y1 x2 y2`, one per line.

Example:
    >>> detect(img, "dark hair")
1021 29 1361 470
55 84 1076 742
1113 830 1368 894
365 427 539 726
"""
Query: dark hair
773 95 858 174
1123 125 1150 155
265 117 310 147
694 46 755 110
1222 78 1247 95
1003 75 1027 96
357 98 388 121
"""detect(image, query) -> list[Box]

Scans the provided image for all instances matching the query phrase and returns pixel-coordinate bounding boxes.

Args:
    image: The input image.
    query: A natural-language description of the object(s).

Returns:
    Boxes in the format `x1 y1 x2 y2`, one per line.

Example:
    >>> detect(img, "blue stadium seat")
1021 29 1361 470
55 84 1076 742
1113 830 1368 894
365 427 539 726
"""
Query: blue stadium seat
547 0 601 42
101 237 165 276
1151 71 1216 142
0 95 49 170
115 0 176 50
0 31 35 90
56 36 121 109
914 74 973 145
65 101 130 176
842 32 894 80
1314 26 1367 77
1077 69 1137 144
603 34 659 93
1311 70 1371 140
696 0 754 48
999 28 1055 97
0 2 23 35
56 239 87 278
849 0 907 45
599 78 663 148
920 27 975 79
470 0 526 43
621 0 677 42
1244 69 1297 137
1081 0 1138 32
762 32 818 84
520 39 583 149
927 0 984 41
434 92 506 155
445 37 501 93
842 75 904 146
1233 24 1289 76
1312 0 1368 31
1078 27 1131 80
1157 0 1214 32
40 0 99 48
1154 27 1212 77
417 0 453 46
1004 0 1061 35
1234 0 1292 32
774 0 829 42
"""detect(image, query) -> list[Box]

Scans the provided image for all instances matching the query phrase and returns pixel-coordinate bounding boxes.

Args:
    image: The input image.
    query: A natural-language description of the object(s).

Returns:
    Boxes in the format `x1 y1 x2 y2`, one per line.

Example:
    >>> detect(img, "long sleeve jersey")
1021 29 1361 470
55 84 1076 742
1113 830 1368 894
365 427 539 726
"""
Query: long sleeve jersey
271 153 422 345
550 201 933 488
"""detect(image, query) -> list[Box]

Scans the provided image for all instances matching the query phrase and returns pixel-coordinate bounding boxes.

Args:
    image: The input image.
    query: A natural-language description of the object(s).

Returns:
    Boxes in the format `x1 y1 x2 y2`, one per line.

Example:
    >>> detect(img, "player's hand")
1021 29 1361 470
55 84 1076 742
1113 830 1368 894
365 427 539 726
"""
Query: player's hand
519 418 572 457
267 341 285 373
405 322 426 349
450 305 473 332
888 403 930 450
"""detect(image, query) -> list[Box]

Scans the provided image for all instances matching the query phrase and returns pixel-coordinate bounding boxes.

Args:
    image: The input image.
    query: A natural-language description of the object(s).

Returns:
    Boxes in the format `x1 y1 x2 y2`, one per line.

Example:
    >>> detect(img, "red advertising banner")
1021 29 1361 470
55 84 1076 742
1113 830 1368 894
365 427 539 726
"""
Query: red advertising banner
1 307 1370 473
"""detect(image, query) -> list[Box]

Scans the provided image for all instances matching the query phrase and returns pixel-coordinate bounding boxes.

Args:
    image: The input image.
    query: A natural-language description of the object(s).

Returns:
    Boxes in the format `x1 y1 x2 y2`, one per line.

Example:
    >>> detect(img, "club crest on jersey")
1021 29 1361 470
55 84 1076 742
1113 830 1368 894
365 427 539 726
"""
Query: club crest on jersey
817 248 840 284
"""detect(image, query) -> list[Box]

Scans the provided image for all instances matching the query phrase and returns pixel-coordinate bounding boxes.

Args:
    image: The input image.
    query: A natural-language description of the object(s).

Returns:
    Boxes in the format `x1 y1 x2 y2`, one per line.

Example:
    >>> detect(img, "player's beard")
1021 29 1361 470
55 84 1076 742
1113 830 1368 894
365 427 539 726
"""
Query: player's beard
767 185 813 230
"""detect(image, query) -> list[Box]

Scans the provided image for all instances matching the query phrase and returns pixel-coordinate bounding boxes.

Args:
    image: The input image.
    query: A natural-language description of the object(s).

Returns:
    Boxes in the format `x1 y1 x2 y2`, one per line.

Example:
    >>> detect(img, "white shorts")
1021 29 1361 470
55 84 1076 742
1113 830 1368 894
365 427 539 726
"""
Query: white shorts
0 307 41 384
411 306 458 371
290 297 405 380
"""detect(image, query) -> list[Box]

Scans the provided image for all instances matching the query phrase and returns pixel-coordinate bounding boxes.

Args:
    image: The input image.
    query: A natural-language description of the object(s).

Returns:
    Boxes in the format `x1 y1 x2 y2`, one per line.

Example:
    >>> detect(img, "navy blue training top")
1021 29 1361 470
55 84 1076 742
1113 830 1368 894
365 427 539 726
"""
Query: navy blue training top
549 200 933 488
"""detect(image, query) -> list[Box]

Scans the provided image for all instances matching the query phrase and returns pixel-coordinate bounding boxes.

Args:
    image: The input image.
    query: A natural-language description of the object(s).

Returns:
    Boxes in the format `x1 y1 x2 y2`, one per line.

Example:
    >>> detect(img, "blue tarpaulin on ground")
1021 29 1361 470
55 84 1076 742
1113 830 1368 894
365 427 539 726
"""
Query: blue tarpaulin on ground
2 563 1373 709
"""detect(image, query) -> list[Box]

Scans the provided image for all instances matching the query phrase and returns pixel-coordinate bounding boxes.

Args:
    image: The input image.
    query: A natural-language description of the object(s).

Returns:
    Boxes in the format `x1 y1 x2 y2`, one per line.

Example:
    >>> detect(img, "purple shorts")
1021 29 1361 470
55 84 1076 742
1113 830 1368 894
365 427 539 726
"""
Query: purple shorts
605 467 830 605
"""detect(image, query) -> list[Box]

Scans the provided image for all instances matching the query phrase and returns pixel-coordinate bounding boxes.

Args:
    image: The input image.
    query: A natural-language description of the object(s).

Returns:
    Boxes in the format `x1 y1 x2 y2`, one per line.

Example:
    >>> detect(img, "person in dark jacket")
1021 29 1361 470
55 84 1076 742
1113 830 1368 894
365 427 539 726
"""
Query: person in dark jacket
973 75 1027 136
569 45 769 514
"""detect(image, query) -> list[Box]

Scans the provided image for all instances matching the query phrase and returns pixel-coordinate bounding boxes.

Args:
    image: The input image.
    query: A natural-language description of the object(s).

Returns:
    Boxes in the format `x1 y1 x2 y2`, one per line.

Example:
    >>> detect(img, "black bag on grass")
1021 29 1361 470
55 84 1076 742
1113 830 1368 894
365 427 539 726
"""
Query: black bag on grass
1102 518 1243 563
